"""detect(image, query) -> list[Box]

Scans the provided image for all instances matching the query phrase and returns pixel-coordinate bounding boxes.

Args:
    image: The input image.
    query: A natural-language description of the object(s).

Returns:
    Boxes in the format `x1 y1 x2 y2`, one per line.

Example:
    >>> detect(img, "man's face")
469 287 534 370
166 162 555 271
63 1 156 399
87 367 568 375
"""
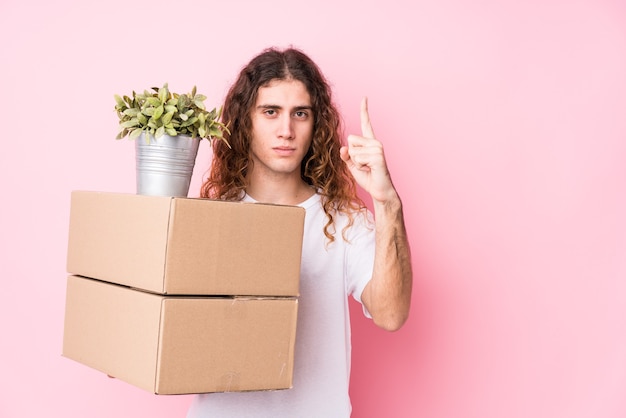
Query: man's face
248 79 314 181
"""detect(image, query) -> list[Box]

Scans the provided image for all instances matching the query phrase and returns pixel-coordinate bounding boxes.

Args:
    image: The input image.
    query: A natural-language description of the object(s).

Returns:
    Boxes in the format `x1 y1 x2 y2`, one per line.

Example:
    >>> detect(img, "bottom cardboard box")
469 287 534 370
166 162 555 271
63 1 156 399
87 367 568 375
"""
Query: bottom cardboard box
62 275 297 395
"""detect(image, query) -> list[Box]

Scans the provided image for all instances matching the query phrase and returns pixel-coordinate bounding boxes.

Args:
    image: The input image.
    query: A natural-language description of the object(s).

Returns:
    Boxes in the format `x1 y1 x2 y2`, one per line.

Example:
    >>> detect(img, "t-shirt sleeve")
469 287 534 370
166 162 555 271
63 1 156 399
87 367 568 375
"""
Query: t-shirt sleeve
345 210 376 318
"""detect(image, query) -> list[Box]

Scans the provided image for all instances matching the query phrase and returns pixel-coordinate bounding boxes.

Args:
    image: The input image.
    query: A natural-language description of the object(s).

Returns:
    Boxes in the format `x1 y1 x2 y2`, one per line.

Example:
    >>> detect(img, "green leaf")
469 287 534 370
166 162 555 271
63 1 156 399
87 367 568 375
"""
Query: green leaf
155 126 165 138
193 99 206 110
209 126 223 137
153 105 164 120
162 111 174 125
142 107 155 117
121 119 139 128
181 117 197 127
129 128 143 140
123 108 139 117
165 127 177 136
114 94 126 107
146 97 162 107
158 84 169 103
137 113 148 125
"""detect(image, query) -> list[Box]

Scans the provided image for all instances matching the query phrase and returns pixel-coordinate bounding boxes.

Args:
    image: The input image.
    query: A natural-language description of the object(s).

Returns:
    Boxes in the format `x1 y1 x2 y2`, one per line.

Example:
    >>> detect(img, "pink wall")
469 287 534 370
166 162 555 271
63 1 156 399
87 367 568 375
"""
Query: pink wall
1 0 625 417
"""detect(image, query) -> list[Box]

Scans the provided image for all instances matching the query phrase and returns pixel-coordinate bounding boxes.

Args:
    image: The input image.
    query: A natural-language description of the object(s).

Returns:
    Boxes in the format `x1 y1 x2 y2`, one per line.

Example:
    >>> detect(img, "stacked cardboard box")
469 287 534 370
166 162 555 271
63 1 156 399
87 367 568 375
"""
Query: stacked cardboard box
63 191 305 395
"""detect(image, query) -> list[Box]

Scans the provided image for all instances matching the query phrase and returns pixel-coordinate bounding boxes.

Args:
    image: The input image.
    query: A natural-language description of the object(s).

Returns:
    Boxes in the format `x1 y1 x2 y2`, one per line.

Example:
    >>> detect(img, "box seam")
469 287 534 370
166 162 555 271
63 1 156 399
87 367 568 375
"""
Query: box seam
154 298 167 393
161 197 176 294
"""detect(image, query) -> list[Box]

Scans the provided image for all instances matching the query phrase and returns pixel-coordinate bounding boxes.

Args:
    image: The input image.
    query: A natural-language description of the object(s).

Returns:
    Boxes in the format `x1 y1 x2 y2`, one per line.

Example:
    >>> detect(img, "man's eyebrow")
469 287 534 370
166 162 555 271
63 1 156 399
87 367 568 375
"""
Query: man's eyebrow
257 104 281 109
256 104 313 111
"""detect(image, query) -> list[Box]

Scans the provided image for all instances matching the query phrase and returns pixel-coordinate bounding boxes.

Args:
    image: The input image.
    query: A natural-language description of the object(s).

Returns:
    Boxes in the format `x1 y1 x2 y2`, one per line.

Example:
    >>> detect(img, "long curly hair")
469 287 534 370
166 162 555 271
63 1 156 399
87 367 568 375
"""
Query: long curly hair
200 47 365 242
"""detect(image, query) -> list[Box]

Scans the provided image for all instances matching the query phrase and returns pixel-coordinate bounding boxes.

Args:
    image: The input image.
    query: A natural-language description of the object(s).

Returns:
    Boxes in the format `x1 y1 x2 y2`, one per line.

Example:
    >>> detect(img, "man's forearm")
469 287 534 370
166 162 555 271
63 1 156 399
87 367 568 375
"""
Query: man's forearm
362 193 413 331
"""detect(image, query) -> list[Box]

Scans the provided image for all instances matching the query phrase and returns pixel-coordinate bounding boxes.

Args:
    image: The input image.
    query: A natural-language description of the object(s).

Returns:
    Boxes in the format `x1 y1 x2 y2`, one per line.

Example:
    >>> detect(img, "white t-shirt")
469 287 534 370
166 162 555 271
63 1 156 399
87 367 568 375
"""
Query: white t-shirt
187 193 375 418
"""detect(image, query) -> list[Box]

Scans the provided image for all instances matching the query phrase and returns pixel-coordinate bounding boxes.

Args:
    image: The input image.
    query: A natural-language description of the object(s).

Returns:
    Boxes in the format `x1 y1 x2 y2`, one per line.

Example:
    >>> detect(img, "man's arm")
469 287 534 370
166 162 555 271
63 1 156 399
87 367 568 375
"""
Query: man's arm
340 98 413 332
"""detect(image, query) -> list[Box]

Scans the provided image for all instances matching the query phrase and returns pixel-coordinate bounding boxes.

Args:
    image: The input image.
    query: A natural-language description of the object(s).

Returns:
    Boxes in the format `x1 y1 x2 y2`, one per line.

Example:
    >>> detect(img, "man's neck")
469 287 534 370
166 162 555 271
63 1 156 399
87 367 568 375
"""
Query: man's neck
245 175 315 206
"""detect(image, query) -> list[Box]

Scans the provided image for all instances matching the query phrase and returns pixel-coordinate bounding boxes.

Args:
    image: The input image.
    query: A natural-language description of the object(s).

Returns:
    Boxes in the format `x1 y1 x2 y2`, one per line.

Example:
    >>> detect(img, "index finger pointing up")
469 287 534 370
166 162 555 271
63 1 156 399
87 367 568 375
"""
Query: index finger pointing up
360 97 376 139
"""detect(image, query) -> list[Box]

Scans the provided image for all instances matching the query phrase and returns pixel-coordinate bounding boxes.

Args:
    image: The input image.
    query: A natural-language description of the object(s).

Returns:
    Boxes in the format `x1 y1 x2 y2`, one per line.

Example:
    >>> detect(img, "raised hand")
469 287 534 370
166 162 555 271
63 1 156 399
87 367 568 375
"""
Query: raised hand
340 97 397 203
342 98 412 331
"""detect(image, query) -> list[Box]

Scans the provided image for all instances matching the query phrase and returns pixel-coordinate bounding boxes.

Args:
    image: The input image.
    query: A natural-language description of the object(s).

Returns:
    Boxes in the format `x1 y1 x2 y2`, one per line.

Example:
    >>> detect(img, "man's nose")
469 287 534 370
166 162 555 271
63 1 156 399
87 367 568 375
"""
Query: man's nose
278 115 294 139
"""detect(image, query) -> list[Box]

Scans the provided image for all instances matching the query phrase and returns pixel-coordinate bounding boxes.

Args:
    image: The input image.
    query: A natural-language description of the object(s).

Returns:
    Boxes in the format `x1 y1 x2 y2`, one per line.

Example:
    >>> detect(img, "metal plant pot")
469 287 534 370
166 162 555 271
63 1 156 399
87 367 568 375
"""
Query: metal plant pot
135 133 200 197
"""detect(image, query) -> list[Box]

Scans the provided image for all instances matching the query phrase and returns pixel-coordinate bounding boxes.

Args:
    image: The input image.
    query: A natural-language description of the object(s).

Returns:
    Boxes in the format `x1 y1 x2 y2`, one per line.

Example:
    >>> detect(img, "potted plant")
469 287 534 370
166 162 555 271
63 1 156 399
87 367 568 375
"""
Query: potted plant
114 83 229 197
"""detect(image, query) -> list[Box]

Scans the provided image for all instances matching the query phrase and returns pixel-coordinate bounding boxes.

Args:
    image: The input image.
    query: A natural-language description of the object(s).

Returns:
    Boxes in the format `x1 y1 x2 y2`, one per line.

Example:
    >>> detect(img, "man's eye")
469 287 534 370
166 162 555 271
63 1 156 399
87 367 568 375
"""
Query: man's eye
265 109 276 116
295 111 308 118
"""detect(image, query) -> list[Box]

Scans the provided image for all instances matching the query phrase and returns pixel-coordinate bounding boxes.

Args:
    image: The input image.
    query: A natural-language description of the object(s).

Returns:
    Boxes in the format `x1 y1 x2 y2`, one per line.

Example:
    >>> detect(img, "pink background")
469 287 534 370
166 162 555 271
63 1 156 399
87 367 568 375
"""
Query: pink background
1 0 625 417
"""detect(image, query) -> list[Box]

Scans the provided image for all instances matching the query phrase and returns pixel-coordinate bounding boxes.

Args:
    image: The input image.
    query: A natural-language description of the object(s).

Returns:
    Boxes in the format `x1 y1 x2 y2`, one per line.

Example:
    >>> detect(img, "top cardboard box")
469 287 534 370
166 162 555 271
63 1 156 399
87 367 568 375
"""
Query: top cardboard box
66 191 304 296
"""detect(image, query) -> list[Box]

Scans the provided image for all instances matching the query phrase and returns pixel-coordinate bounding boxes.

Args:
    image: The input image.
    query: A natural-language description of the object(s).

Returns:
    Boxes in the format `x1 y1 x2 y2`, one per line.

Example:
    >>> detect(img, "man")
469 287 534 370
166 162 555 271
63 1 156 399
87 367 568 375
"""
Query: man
187 47 412 417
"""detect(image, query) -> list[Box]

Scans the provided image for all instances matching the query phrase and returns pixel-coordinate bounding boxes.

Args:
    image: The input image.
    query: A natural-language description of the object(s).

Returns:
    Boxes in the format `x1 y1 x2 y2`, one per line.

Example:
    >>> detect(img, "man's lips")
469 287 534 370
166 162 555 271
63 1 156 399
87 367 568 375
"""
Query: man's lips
273 146 296 155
